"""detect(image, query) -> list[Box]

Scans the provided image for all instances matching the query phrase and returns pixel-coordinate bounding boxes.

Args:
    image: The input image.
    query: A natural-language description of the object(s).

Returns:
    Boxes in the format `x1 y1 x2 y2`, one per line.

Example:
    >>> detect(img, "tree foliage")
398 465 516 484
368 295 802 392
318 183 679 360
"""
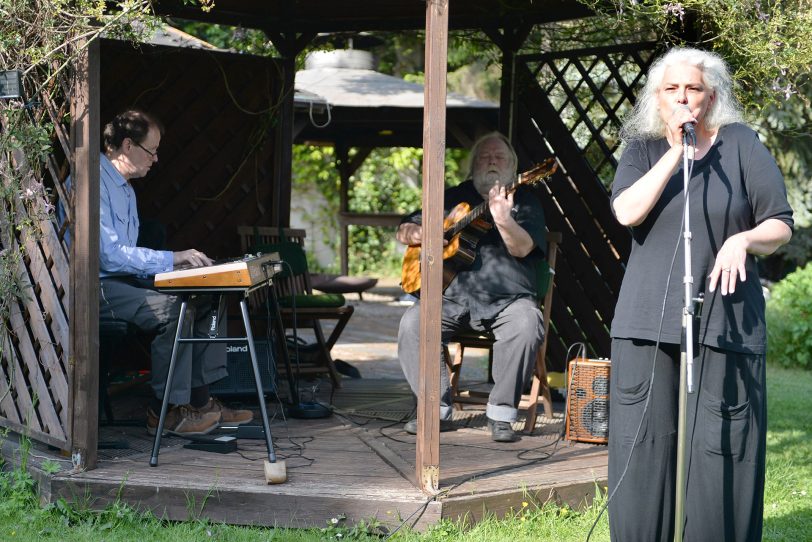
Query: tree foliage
291 143 468 275
767 262 812 368
578 1 812 113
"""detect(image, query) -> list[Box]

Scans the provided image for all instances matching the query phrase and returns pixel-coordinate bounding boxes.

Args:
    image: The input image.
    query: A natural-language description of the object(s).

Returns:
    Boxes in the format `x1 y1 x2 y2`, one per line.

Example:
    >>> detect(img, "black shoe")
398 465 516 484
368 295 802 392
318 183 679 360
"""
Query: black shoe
403 418 456 434
488 419 519 442
334 359 362 379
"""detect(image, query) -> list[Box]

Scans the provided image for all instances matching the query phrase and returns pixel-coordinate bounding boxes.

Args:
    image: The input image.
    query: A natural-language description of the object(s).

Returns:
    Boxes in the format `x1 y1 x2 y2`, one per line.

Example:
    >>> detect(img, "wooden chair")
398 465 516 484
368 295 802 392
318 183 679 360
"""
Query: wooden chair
443 232 561 432
238 226 354 387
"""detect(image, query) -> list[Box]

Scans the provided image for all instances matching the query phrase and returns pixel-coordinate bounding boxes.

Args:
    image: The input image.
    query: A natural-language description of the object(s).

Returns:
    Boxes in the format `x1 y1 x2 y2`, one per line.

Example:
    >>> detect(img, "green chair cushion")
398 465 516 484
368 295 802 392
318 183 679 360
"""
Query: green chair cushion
278 293 346 309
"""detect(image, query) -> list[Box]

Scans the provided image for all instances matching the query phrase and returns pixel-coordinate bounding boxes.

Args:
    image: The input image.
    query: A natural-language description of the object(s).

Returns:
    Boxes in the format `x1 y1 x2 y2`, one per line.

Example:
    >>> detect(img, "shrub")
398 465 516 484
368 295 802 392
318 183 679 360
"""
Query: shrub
767 262 812 369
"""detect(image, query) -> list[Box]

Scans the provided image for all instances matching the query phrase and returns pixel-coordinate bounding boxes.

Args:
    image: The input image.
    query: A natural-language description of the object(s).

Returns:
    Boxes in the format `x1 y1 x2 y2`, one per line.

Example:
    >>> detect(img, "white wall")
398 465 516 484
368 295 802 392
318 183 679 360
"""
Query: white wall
289 184 338 271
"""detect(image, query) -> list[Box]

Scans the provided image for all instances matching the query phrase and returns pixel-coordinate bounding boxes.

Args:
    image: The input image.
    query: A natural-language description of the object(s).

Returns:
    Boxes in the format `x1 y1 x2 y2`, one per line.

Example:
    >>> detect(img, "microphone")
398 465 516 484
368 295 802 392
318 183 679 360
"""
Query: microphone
673 104 695 138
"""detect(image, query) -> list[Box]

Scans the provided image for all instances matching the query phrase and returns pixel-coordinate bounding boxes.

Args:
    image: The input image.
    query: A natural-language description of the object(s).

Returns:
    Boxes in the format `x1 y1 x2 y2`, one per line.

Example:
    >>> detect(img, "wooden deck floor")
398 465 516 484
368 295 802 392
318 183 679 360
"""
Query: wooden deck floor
11 378 607 532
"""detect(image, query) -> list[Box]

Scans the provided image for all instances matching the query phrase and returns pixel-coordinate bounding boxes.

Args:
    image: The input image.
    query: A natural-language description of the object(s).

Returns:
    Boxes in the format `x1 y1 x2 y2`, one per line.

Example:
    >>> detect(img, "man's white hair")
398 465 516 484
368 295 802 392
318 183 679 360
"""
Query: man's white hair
620 47 744 142
465 131 518 179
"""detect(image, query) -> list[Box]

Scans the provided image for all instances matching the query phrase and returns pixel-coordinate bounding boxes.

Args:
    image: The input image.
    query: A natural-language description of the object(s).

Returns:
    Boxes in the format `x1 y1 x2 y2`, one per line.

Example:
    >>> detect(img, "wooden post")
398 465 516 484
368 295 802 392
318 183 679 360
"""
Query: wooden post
266 32 315 229
273 53 295 228
499 38 516 138
417 0 449 495
336 141 351 275
69 37 101 470
335 145 373 275
484 24 532 141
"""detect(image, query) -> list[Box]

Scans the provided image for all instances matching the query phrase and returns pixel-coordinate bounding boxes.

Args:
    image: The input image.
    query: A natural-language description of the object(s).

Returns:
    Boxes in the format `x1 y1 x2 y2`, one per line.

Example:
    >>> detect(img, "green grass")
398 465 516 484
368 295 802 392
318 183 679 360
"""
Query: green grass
0 365 809 541
762 366 812 541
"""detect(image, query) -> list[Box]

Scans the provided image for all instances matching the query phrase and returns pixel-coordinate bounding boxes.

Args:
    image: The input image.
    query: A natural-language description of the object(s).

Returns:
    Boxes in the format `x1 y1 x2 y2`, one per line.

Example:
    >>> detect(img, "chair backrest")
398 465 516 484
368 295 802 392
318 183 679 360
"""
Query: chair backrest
538 232 562 301
251 242 315 299
237 226 346 309
237 226 308 252
237 226 311 298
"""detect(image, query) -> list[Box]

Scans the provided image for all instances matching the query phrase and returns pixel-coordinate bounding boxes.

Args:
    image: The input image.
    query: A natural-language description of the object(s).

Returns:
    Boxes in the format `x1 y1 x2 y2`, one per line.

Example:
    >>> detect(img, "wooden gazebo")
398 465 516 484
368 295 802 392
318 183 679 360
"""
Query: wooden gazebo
0 0 665 526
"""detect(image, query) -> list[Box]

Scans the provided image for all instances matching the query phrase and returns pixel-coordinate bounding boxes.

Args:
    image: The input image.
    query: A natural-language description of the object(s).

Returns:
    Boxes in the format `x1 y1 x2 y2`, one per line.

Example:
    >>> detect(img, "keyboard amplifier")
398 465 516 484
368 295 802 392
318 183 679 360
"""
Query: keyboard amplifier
209 341 277 396
565 357 611 444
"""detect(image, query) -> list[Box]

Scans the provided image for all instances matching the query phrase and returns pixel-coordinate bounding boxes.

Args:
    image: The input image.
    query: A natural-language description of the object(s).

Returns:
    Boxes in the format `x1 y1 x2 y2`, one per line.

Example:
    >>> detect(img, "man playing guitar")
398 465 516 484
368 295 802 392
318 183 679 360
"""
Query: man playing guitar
396 131 548 442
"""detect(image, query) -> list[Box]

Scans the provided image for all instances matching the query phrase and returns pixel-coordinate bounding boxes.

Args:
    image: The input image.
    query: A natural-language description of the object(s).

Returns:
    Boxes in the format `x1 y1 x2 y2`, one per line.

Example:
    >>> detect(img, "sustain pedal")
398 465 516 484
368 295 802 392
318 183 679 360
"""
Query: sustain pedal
182 434 237 454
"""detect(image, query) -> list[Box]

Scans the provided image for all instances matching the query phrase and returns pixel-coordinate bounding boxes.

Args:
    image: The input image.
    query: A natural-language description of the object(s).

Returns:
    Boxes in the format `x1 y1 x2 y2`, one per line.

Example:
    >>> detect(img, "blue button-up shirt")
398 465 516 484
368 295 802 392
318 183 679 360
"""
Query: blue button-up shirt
98 154 173 277
60 154 174 278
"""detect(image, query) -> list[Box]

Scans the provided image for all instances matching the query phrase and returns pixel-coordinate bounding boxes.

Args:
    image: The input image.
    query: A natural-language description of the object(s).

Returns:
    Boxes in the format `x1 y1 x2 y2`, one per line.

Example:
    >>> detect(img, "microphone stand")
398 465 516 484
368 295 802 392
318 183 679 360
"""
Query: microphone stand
674 129 700 542
268 286 331 420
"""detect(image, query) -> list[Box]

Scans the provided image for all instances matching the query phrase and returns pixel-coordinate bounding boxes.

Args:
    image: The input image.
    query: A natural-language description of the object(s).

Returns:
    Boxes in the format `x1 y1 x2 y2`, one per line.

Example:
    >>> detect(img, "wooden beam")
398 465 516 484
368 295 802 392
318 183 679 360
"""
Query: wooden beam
69 37 101 470
483 23 533 139
500 47 516 137
273 54 295 228
336 145 373 274
265 32 315 228
417 0 449 495
336 142 351 275
337 212 403 228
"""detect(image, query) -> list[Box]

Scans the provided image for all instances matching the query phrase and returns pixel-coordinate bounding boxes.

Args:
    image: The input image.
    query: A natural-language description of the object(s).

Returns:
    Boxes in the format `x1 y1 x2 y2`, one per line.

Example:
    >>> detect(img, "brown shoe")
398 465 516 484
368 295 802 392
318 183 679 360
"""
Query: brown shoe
200 397 253 426
146 404 220 436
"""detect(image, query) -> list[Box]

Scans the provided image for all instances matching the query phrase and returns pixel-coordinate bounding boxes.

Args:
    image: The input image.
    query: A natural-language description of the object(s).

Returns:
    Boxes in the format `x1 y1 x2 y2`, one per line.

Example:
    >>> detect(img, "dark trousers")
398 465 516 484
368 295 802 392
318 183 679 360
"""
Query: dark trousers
608 338 766 542
100 277 227 405
397 297 543 422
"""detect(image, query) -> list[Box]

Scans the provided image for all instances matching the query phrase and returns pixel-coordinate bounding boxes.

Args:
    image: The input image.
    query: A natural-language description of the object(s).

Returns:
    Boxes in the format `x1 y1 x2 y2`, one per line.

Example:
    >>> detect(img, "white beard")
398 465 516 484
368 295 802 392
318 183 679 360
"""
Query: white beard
472 168 506 197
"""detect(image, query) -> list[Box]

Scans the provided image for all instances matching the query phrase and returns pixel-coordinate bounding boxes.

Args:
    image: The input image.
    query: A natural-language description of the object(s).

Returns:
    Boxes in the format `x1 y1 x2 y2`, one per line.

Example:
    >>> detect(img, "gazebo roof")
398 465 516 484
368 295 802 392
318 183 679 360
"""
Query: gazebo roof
155 0 593 32
293 65 498 147
295 67 496 109
148 1 594 148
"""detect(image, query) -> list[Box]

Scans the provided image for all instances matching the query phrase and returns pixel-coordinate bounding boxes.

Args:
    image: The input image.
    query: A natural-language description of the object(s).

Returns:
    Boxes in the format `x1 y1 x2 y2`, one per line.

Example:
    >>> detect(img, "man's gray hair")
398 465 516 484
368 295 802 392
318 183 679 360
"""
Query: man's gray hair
465 131 518 179
619 47 743 142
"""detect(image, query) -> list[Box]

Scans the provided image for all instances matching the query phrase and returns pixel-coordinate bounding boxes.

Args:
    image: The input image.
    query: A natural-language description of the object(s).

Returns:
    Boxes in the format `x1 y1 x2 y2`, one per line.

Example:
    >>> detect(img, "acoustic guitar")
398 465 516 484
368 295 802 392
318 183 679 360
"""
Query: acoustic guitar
400 158 558 295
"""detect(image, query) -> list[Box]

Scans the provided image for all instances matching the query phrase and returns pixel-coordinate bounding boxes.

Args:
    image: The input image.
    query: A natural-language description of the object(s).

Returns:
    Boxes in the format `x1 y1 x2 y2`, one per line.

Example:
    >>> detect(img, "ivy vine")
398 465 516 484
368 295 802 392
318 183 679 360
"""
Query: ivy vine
0 1 159 397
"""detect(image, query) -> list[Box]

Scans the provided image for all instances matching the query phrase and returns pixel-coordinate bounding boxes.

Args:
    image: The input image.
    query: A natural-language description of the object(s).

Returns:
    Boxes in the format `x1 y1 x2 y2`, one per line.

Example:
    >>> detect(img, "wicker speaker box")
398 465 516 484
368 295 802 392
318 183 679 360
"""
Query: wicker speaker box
565 357 611 444
209 341 277 396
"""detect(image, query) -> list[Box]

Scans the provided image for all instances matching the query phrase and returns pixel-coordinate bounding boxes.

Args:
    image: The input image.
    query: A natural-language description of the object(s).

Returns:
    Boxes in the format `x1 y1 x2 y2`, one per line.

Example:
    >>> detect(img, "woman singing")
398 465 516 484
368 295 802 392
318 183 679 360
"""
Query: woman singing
608 47 793 541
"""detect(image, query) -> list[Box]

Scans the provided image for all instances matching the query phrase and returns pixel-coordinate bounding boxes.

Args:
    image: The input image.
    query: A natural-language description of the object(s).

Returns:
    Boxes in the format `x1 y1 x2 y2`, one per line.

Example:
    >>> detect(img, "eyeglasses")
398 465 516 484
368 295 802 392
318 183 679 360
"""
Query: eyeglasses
133 140 158 159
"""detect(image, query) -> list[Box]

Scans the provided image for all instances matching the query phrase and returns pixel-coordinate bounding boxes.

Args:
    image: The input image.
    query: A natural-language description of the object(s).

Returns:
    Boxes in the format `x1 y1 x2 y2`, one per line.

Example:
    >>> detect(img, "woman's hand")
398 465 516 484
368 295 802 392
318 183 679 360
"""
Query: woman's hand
667 104 696 142
708 233 749 296
708 219 792 295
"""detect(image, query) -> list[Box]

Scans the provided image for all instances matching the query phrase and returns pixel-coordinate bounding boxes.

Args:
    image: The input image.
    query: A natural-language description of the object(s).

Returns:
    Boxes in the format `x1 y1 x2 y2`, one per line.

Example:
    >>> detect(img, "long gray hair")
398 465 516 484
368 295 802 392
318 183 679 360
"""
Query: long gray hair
465 131 518 179
620 47 743 142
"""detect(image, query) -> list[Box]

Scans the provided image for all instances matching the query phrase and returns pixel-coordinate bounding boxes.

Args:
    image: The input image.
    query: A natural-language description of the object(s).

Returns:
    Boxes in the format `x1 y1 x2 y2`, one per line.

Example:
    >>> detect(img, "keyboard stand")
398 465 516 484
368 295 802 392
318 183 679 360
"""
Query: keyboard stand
148 283 286 484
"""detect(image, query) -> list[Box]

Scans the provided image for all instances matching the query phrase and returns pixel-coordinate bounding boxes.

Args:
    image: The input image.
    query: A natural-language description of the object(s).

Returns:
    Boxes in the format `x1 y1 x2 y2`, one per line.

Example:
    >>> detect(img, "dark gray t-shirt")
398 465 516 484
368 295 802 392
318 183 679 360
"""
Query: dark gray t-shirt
610 123 793 354
404 180 546 321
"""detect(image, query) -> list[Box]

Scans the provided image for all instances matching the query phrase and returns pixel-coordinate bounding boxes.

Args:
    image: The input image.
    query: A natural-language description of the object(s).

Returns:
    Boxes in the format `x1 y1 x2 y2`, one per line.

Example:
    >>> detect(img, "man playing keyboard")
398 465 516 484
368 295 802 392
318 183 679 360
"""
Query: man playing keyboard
86 109 252 435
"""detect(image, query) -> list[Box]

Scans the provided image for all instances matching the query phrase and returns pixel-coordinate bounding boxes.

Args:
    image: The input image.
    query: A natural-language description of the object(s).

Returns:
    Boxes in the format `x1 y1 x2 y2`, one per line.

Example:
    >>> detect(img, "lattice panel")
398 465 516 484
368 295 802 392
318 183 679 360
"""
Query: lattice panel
0 78 72 449
511 43 659 365
527 44 659 187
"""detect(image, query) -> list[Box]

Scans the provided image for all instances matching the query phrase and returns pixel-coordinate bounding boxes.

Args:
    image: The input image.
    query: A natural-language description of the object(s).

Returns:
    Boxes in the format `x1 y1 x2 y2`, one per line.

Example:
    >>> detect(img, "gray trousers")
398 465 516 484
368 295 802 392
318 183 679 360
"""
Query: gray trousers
608 338 766 542
397 297 543 422
100 277 227 405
